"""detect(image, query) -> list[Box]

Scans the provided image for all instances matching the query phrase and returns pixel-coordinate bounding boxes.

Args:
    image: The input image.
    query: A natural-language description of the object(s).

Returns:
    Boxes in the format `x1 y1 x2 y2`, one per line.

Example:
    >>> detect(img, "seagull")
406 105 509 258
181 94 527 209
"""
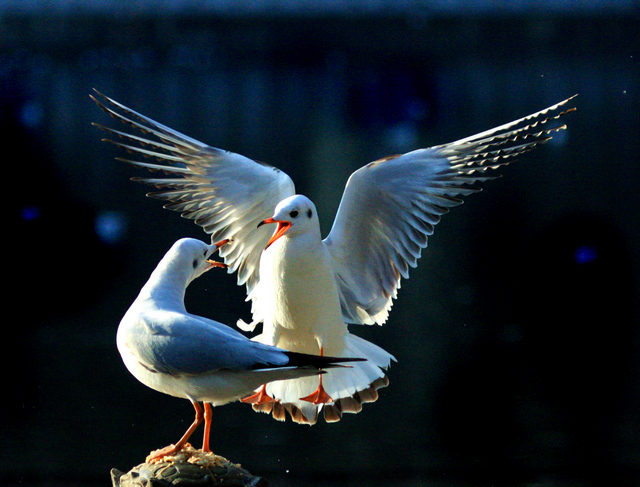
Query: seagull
118 237 364 460
94 90 576 424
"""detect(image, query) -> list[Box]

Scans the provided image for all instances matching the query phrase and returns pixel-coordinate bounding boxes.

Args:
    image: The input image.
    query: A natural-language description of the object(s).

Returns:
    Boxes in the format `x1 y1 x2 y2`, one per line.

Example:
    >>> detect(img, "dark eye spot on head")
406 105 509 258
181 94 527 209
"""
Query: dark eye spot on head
289 210 299 218
192 259 198 269
307 209 312 218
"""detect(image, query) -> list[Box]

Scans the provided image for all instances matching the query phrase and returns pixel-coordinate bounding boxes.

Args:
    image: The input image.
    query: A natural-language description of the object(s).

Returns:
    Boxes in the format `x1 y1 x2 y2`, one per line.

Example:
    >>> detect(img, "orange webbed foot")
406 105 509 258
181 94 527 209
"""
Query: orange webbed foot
146 442 187 462
241 384 276 405
300 378 333 404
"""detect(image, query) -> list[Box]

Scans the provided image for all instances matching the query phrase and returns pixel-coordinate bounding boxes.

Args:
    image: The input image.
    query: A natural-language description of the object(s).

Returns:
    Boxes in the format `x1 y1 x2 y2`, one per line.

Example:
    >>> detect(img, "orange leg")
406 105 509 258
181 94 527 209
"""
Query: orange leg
147 401 203 461
241 384 275 405
300 347 334 404
202 403 212 453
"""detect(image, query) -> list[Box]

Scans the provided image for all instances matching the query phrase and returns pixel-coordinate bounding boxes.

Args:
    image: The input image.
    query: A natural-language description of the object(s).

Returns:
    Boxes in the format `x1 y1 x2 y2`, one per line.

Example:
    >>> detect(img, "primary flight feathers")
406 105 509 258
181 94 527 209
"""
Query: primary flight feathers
95 90 576 424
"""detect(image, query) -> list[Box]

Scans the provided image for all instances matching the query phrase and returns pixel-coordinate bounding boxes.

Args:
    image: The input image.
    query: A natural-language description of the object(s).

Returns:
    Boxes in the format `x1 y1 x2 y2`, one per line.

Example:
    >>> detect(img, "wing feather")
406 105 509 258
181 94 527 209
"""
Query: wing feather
325 95 577 325
126 311 289 376
92 90 295 296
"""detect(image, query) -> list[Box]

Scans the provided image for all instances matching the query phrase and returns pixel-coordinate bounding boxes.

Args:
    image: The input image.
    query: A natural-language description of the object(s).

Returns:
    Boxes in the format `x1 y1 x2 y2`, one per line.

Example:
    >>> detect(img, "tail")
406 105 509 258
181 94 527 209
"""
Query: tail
282 350 366 369
247 332 396 425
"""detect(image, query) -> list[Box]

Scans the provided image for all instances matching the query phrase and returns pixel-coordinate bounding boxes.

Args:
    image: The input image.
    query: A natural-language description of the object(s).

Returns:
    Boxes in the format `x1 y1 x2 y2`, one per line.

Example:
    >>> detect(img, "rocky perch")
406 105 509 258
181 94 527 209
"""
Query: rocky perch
111 444 269 487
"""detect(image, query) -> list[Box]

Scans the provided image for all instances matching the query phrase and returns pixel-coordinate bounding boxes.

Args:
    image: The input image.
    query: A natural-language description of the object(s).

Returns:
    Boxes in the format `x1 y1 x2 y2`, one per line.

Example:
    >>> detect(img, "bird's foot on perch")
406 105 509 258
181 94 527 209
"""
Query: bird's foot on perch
146 444 185 463
113 444 269 486
145 443 227 466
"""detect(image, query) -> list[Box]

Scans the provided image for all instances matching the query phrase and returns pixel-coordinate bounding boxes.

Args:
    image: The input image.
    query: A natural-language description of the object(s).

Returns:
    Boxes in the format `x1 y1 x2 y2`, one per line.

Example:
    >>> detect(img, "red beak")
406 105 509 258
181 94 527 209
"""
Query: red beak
206 238 231 268
258 217 292 248
213 238 231 250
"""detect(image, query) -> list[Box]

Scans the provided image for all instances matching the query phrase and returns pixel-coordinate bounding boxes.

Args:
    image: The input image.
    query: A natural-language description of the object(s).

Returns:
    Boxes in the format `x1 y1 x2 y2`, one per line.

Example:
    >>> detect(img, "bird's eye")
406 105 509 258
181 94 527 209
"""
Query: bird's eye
289 210 299 218
192 259 199 269
307 209 312 218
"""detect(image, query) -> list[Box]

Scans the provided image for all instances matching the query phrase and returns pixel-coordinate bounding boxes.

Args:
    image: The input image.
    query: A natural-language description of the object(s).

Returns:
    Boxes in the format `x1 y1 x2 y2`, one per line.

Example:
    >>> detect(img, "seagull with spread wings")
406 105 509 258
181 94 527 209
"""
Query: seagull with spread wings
95 91 576 424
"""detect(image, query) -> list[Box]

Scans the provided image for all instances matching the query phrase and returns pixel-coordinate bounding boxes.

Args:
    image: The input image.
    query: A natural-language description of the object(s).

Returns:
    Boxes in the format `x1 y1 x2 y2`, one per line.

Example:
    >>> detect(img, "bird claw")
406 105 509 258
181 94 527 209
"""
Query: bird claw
300 354 334 404
299 385 333 405
241 385 275 405
146 443 184 462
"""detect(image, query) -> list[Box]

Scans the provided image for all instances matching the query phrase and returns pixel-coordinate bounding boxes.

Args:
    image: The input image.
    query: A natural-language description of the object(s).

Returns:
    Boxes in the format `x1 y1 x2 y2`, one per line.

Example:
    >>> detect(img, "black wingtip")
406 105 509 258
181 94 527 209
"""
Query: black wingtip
283 351 366 369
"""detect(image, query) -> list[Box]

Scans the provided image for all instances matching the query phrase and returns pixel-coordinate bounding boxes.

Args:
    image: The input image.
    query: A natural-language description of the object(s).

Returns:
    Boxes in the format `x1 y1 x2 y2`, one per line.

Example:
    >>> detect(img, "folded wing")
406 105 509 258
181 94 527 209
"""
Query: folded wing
124 311 292 376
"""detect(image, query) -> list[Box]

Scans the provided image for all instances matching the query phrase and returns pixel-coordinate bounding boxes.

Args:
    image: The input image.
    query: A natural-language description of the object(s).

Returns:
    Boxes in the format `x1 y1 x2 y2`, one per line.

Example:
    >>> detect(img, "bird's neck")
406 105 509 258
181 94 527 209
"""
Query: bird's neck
270 228 322 263
136 264 189 312
263 230 333 286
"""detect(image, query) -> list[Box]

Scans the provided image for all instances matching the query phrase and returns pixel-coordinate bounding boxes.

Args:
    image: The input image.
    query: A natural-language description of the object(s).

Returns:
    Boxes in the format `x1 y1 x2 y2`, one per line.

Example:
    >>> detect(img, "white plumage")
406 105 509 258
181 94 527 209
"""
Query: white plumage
118 237 363 458
95 91 576 424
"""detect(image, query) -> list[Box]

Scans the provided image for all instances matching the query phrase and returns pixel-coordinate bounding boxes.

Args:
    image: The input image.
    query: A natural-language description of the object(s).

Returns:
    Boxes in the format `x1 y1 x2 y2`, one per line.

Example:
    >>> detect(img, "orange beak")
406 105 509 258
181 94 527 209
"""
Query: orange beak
213 238 231 250
258 218 292 249
206 238 231 268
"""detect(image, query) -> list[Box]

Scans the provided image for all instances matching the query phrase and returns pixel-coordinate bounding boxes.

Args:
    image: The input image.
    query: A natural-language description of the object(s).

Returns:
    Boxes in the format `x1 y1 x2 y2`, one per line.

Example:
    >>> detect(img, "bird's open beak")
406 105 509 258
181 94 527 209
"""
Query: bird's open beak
213 238 231 250
258 218 292 249
206 238 231 268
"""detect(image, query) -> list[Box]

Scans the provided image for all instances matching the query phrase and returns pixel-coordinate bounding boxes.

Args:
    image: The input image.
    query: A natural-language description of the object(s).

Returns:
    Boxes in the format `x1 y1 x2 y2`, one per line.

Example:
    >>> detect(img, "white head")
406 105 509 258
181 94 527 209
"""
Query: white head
258 194 320 248
162 238 229 284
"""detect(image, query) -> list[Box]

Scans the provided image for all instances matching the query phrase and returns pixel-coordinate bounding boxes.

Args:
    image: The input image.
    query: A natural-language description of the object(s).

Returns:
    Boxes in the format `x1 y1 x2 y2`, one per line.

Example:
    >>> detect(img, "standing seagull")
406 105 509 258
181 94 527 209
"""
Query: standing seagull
118 237 364 460
94 91 576 424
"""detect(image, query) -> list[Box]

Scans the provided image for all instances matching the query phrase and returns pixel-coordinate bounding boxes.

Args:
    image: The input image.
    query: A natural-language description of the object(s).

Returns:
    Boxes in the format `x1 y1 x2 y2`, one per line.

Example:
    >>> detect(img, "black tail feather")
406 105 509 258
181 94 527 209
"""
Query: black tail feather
283 351 366 370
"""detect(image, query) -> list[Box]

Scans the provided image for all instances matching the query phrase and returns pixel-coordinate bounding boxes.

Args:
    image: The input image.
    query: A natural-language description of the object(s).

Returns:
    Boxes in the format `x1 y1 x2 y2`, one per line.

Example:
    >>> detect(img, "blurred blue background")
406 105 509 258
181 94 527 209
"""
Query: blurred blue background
4 1 640 486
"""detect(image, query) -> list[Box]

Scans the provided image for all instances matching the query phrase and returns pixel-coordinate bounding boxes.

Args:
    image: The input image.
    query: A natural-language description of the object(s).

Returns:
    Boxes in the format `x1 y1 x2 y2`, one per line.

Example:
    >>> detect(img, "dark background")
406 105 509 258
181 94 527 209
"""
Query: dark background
3 2 639 486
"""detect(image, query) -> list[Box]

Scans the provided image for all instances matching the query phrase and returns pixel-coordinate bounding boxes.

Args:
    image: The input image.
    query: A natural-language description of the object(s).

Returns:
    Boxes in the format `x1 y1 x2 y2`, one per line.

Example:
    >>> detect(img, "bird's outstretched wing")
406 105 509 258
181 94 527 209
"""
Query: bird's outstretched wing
91 90 295 299
324 95 577 325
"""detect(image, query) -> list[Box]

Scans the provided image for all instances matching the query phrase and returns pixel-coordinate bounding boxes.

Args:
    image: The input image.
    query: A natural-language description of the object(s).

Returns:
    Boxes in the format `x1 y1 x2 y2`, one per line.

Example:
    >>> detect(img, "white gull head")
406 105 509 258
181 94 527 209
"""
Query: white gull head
258 194 320 248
